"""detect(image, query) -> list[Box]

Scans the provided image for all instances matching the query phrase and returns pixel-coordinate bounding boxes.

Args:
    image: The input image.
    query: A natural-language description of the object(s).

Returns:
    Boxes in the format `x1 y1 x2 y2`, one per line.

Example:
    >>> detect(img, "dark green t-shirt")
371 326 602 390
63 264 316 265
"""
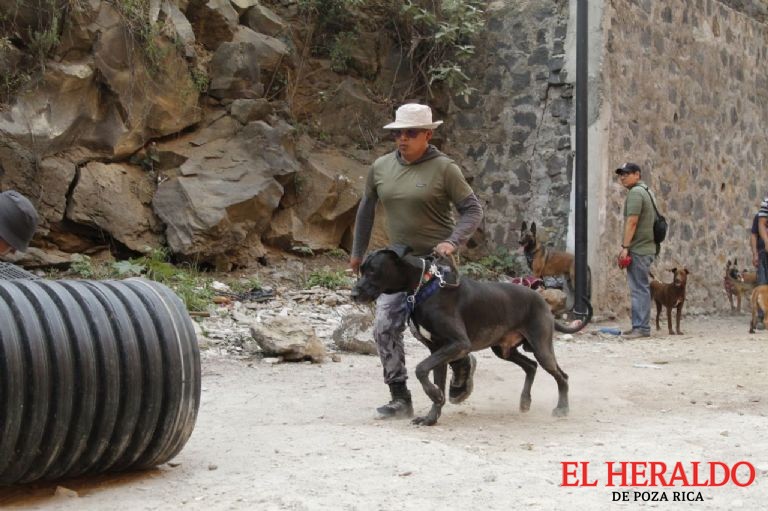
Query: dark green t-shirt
624 181 657 256
365 151 473 255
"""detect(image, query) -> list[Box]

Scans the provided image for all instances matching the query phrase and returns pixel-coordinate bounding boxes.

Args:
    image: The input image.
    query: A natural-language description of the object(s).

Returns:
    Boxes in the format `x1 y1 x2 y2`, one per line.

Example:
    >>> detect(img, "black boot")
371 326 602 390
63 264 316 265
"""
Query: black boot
376 382 414 418
449 354 477 404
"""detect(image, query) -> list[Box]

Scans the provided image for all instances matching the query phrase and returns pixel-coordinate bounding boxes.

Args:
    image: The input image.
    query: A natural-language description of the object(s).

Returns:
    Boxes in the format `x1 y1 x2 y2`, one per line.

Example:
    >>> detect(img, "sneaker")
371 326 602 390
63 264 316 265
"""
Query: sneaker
449 354 477 404
621 328 636 335
622 330 650 339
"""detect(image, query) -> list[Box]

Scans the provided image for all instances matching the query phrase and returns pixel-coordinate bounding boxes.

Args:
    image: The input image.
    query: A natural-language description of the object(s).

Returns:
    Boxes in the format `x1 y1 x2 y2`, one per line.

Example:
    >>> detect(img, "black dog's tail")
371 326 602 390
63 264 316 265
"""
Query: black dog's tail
554 297 593 333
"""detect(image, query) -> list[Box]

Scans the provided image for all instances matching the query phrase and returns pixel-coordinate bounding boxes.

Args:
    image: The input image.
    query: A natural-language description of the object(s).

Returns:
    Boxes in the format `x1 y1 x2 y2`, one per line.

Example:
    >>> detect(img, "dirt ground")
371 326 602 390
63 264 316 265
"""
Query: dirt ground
1 314 767 510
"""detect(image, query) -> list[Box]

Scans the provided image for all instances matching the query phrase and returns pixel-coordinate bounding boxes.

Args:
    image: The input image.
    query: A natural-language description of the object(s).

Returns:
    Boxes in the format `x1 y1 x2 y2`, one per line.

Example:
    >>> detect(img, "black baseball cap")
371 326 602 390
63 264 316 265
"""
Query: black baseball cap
0 190 39 252
615 162 641 174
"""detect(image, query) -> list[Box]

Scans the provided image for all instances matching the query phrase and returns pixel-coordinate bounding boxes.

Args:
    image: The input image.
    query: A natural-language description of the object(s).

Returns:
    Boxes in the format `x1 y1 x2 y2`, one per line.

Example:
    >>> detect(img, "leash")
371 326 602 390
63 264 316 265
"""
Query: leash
406 258 427 310
430 252 461 287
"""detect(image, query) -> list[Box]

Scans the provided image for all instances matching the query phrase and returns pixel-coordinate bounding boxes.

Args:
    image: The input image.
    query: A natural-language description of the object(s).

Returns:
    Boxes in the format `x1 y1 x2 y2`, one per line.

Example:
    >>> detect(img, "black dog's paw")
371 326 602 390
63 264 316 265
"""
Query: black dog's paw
412 407 441 426
552 406 569 418
412 415 438 426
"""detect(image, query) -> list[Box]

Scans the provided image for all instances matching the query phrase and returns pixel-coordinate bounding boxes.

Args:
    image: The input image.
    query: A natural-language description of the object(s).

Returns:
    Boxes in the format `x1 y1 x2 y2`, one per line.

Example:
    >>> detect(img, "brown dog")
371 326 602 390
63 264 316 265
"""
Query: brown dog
724 259 756 313
749 285 768 333
650 268 689 335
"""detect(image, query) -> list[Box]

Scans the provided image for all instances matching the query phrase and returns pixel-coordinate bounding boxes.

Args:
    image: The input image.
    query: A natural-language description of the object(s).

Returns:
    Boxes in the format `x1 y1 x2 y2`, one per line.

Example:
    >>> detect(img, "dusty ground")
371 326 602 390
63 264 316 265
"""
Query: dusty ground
1 313 767 510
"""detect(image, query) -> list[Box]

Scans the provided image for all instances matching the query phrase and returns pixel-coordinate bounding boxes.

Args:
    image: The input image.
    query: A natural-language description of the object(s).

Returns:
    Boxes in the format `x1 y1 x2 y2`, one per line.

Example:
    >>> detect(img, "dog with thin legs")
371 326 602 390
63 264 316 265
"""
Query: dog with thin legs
650 268 689 335
749 285 768 333
351 246 591 426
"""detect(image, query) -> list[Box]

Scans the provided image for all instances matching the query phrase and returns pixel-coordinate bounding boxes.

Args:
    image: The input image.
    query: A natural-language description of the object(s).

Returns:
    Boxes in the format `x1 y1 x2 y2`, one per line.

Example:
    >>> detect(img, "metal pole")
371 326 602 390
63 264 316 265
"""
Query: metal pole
574 0 589 317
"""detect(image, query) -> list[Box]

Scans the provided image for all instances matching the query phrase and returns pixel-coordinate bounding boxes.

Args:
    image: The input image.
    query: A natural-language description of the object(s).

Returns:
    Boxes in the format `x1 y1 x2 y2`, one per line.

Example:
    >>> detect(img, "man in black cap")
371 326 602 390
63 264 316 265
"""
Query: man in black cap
615 162 656 339
0 190 39 257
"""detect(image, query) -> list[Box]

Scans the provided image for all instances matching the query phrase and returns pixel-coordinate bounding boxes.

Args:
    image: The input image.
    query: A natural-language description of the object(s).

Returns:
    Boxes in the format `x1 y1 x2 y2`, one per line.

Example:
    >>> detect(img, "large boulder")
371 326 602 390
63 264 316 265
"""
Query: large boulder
265 145 368 251
241 3 288 37
232 26 293 74
1 3 201 159
186 0 239 50
0 60 110 157
208 41 264 100
161 0 196 58
153 120 300 268
93 21 201 156
67 162 164 251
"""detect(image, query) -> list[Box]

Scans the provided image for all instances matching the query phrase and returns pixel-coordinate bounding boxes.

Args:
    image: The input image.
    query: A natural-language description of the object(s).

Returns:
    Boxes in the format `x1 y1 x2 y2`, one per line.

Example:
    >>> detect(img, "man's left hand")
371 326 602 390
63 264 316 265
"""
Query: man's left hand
434 242 456 257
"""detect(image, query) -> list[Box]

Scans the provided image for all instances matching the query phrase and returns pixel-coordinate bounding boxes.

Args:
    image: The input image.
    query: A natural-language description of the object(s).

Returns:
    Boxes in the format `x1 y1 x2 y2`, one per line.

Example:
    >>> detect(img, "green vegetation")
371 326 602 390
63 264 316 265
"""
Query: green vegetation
110 0 167 73
66 249 214 312
288 0 485 102
325 248 348 259
329 31 356 73
460 248 528 279
305 268 352 289
397 0 484 100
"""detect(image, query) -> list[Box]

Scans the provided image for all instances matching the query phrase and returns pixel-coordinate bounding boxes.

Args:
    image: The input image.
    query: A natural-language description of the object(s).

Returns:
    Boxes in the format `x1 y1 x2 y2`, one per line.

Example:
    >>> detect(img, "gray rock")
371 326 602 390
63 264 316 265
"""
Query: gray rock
251 316 326 362
332 312 377 355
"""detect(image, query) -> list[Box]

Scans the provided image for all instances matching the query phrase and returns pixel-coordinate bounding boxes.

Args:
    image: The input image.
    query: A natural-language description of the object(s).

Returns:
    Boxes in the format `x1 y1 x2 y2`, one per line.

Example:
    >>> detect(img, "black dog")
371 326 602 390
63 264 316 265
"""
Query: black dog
351 246 591 426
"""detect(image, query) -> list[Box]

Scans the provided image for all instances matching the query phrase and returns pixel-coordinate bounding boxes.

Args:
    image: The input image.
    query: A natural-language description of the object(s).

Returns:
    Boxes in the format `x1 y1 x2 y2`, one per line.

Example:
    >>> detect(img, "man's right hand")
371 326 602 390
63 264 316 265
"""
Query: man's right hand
349 257 362 275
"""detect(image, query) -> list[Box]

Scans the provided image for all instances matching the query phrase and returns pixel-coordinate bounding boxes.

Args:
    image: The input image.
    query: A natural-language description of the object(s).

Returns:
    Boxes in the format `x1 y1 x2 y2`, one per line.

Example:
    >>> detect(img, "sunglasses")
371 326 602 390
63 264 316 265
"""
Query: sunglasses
390 129 426 139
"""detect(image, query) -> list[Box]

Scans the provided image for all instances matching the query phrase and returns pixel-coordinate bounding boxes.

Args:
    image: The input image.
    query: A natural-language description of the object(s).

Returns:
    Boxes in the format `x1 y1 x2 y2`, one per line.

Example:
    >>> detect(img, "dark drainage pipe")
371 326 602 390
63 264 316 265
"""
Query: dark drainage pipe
0 278 201 485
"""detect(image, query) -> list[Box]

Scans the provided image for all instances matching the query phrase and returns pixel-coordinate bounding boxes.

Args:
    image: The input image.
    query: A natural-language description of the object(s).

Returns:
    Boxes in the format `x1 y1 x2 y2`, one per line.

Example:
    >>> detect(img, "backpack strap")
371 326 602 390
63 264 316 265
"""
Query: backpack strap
638 184 661 219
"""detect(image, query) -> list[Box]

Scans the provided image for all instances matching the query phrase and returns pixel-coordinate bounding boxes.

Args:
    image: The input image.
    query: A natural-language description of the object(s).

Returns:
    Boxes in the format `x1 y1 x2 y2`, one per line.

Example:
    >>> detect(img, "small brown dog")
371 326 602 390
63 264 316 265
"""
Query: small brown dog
749 285 768 333
650 268 689 335
724 259 756 313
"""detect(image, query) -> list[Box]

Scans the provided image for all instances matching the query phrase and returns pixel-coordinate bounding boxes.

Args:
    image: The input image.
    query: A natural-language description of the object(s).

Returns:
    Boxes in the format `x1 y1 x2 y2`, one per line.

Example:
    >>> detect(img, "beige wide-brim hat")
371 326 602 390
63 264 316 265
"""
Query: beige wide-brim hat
383 103 443 130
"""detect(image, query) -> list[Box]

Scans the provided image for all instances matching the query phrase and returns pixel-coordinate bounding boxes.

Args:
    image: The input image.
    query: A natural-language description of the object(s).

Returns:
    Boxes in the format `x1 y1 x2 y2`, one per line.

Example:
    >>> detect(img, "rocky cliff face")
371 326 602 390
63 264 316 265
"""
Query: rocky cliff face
0 0 395 268
1 0 766 316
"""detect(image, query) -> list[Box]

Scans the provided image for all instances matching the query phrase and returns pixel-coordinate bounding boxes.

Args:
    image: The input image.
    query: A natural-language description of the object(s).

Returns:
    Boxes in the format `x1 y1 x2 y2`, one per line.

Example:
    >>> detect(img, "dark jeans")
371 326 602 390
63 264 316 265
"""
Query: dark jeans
627 253 655 333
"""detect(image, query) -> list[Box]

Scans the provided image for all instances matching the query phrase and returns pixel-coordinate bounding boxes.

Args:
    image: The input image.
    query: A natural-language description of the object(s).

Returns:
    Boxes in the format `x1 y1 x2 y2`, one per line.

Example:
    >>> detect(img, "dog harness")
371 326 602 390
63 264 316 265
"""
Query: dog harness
405 260 453 319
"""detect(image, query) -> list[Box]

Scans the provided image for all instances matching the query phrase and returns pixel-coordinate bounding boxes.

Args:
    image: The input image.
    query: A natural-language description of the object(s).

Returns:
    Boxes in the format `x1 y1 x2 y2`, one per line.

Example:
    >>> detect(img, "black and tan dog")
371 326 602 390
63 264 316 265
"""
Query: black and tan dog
519 221 591 299
724 259 757 313
650 268 689 335
519 221 574 278
351 246 591 426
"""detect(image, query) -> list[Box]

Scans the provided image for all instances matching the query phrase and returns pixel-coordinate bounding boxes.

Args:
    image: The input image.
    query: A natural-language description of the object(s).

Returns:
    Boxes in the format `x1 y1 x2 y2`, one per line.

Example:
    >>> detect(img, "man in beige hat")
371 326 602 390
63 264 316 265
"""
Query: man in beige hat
350 103 483 419
0 190 39 257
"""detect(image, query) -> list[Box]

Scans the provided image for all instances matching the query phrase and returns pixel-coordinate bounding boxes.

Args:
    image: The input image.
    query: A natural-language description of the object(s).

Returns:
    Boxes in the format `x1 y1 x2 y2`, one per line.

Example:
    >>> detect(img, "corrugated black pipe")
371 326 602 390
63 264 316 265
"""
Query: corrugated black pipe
0 278 201 485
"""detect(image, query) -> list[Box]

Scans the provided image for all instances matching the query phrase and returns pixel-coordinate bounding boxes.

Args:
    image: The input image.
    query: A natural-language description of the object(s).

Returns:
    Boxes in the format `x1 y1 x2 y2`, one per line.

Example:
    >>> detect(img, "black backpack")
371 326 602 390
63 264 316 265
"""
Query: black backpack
640 185 668 244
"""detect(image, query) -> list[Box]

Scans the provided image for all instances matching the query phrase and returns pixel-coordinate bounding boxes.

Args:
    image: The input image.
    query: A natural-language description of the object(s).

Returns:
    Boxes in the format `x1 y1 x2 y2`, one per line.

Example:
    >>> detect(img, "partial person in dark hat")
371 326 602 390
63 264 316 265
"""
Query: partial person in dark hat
615 162 656 339
0 190 39 257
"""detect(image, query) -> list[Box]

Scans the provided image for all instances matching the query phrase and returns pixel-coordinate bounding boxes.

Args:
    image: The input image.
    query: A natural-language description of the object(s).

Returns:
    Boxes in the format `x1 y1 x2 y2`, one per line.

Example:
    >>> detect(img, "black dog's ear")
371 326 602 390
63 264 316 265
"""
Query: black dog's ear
521 221 527 231
531 222 537 234
684 268 690 274
669 268 677 273
389 244 412 259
